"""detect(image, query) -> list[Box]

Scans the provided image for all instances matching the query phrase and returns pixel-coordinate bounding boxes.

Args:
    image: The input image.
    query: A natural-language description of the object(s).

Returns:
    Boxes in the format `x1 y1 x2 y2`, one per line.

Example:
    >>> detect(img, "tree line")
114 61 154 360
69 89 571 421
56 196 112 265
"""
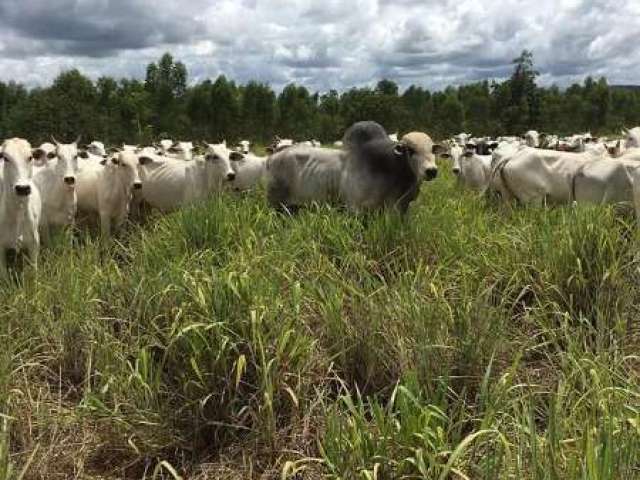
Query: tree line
1 50 639 146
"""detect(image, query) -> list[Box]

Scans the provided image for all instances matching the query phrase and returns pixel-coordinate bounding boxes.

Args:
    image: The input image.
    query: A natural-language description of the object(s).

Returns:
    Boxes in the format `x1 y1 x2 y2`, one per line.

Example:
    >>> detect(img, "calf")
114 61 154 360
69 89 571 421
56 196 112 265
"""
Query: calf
76 151 146 237
0 138 42 277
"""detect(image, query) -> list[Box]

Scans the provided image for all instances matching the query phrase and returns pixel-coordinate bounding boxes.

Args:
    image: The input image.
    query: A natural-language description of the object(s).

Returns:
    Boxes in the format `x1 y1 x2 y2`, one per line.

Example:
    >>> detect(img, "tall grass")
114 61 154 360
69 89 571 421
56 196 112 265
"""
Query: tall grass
0 165 638 478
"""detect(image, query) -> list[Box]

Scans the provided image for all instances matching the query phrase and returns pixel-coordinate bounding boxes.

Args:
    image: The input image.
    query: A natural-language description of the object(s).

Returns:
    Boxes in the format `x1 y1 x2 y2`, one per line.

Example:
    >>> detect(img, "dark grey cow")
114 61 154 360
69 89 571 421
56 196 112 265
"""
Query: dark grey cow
265 121 435 213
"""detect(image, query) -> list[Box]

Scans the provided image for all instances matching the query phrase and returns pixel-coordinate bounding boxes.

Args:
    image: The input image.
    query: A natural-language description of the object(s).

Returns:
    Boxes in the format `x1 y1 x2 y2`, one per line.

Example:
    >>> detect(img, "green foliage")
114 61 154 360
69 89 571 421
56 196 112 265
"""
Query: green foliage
0 166 639 478
1 50 639 145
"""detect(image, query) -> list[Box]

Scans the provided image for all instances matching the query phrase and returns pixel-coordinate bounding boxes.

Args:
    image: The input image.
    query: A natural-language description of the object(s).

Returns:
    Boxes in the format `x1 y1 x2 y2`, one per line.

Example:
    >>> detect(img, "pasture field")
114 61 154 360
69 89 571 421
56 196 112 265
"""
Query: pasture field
1 162 639 479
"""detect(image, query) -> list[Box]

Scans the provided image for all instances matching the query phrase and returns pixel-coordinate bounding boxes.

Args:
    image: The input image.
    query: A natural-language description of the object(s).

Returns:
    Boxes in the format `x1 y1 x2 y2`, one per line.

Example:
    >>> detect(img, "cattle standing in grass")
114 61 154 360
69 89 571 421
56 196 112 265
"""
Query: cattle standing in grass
0 138 42 277
572 158 639 206
32 138 82 243
75 151 146 237
493 147 606 205
135 143 235 212
266 121 438 213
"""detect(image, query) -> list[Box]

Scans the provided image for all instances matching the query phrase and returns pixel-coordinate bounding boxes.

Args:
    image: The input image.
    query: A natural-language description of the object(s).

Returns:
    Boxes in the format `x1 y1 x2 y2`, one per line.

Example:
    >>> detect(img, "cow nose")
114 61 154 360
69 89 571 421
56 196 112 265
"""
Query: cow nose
452 167 461 176
226 172 236 181
133 182 142 190
425 168 438 181
15 185 31 196
64 176 75 186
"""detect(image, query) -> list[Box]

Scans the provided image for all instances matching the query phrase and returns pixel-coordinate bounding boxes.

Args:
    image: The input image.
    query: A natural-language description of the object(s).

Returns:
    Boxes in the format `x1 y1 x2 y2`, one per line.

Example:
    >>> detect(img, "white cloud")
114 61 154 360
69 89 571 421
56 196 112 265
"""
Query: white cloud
0 0 637 91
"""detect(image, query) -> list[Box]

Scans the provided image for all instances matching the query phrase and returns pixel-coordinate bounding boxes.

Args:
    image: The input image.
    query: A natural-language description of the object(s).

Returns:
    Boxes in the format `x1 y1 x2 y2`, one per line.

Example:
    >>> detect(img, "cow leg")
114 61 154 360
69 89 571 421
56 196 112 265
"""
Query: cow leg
0 248 7 279
23 235 40 273
100 212 112 239
40 223 51 246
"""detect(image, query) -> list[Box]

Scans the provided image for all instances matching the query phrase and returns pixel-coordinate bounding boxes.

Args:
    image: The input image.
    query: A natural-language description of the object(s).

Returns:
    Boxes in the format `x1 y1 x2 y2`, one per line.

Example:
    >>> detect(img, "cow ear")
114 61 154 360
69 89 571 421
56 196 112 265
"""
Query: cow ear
440 152 451 159
138 156 153 165
47 151 57 159
463 151 474 158
432 144 445 155
393 143 409 157
78 151 89 159
229 151 244 162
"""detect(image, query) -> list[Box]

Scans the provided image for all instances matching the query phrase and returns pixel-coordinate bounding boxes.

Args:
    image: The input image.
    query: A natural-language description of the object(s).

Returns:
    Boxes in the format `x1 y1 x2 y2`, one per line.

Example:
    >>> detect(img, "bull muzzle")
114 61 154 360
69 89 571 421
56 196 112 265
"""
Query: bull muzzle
226 172 236 181
452 167 461 176
64 176 76 186
425 168 438 181
15 184 32 196
133 182 142 190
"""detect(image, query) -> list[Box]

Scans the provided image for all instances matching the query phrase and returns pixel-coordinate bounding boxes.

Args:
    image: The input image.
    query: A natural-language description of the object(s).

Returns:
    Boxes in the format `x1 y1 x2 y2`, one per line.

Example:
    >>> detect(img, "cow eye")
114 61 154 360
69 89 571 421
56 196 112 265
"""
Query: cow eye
27 156 33 162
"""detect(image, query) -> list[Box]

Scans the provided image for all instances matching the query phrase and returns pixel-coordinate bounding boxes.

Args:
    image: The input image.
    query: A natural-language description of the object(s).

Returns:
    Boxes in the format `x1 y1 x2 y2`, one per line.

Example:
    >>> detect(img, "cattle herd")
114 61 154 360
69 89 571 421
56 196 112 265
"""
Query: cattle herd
2 121 640 277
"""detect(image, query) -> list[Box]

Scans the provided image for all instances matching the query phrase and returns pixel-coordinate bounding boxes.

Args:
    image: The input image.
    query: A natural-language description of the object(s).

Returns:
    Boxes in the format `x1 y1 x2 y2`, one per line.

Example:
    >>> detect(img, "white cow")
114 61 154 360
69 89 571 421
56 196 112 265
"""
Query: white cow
493 147 605 205
158 139 174 154
238 140 251 154
87 141 106 157
0 138 42 277
388 133 399 142
135 143 235 212
451 148 493 191
32 139 82 242
524 130 540 148
623 127 640 149
229 153 268 191
165 141 194 161
453 133 472 146
572 158 639 206
76 151 146 237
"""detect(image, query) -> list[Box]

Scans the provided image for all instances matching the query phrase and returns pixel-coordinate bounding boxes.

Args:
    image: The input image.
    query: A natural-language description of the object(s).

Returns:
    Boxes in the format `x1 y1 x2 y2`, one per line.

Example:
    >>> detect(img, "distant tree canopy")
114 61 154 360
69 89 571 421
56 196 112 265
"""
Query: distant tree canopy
1 50 638 145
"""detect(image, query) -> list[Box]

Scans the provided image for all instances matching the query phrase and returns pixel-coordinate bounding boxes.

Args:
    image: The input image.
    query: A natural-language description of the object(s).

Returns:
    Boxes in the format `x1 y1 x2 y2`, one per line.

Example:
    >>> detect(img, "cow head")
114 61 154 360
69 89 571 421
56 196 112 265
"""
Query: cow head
87 141 106 157
1 138 35 198
204 143 236 182
52 136 82 189
623 127 640 149
238 140 251 154
399 132 439 182
102 151 144 191
441 144 464 176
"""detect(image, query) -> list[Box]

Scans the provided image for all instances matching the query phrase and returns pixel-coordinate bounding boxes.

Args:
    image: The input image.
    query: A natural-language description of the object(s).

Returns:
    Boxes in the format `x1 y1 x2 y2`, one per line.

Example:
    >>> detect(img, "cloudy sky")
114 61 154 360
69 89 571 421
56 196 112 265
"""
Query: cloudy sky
0 0 638 92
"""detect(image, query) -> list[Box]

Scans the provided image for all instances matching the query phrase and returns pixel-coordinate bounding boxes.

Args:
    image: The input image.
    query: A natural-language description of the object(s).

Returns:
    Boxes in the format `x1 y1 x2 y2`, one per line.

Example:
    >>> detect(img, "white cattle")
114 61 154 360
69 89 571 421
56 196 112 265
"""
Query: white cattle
333 141 344 148
122 144 139 152
32 140 82 242
135 143 235 212
623 127 640 149
572 158 639 206
87 141 106 157
493 147 605 205
229 153 267 191
453 133 472 146
451 149 493 191
158 139 174 154
524 130 540 148
75 151 146 237
238 140 251 154
165 141 194 161
268 137 295 153
311 139 322 148
0 138 42 277
388 133 399 142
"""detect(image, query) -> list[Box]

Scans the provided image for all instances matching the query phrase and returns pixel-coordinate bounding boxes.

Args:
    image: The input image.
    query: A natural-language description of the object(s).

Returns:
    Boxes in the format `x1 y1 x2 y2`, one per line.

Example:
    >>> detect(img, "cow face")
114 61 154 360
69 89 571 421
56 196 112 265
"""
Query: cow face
443 144 464 176
1 138 35 198
112 151 143 191
158 139 174 153
399 132 439 182
524 130 539 148
54 141 81 189
204 143 236 182
238 140 251 154
87 141 106 157
623 127 640 149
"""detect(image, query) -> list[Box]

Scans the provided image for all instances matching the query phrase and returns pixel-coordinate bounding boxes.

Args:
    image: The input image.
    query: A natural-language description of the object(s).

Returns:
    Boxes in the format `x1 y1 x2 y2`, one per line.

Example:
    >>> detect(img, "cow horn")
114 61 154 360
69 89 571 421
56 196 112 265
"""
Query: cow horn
51 135 60 145
73 135 81 145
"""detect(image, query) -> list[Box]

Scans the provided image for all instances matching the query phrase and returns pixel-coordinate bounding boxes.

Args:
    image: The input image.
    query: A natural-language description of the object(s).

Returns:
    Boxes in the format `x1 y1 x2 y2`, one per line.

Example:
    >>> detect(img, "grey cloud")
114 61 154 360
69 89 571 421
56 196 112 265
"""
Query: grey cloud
0 0 638 92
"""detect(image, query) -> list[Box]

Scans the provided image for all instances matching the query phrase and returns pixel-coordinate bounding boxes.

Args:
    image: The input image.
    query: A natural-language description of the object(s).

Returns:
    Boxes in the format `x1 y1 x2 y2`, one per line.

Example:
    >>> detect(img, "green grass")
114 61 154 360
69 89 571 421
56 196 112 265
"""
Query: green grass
1 164 639 479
